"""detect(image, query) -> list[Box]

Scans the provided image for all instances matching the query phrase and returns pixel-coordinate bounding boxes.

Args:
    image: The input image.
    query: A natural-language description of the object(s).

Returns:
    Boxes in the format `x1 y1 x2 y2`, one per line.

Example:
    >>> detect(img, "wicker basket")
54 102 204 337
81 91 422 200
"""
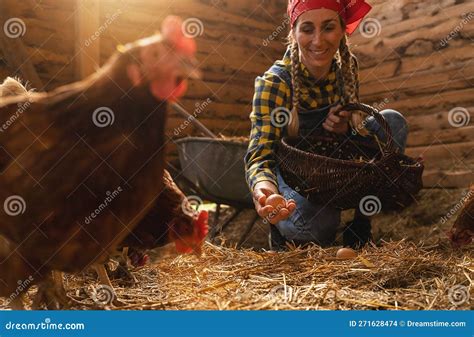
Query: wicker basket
276 103 424 211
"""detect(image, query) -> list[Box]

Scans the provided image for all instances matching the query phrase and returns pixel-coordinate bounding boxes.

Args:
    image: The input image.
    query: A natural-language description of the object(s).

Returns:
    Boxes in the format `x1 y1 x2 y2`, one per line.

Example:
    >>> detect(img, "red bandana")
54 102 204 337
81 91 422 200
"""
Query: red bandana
287 0 372 35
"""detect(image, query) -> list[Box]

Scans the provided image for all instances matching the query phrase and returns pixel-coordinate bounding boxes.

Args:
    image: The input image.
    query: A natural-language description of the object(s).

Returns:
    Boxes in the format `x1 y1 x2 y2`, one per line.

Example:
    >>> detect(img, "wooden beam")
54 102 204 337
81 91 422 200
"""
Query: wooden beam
406 141 474 174
423 170 474 189
406 107 474 132
0 3 43 89
75 0 100 80
407 126 474 147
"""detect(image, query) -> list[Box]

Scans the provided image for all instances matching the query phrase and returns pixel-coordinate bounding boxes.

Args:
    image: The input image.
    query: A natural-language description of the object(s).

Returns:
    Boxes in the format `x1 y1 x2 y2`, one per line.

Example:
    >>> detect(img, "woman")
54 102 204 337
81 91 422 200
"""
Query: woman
244 0 409 250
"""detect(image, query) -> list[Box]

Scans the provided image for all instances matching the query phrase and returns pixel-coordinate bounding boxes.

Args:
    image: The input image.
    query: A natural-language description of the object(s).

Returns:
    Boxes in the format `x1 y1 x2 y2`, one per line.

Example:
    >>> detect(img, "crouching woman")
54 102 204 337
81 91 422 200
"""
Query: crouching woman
244 0 409 250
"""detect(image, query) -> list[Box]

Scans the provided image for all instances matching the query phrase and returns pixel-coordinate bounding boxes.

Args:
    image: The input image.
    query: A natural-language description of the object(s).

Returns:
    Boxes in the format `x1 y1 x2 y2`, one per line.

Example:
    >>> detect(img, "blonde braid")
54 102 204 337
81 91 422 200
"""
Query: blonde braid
338 35 368 135
287 34 300 136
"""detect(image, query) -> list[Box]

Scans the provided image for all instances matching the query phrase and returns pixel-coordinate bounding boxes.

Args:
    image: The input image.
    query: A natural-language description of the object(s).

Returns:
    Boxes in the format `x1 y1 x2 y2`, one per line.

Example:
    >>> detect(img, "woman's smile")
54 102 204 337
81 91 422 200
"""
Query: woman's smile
294 9 344 79
307 48 329 58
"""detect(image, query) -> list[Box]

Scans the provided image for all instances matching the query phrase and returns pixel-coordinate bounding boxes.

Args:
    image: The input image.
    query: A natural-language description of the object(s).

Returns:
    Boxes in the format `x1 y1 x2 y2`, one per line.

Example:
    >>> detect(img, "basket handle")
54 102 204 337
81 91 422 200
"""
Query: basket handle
342 103 396 154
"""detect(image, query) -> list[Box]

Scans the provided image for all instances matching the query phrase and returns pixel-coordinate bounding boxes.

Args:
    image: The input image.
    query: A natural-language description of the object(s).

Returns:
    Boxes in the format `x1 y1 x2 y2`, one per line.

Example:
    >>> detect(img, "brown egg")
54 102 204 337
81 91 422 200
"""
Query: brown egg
336 247 357 259
265 194 286 209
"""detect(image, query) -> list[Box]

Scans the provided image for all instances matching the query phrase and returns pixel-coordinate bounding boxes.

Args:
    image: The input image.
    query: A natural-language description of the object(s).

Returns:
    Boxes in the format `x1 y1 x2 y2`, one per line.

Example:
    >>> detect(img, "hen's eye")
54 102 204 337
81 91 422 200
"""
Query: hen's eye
176 218 193 235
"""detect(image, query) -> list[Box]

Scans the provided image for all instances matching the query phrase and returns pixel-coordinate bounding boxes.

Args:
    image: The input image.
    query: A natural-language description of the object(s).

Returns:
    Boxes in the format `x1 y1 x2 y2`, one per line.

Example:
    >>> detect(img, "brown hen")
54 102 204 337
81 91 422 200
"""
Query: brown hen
0 16 200 308
94 170 208 304
449 185 474 247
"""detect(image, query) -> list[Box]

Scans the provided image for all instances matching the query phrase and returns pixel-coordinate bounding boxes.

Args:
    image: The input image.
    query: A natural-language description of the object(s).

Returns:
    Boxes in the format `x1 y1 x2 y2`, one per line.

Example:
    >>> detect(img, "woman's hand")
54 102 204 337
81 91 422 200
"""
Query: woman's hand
252 181 296 225
323 104 352 134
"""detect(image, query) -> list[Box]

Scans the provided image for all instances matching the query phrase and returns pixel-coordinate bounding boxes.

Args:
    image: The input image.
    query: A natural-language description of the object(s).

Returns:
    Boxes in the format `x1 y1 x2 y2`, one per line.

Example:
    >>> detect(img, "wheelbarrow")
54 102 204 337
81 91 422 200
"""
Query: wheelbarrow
169 103 259 248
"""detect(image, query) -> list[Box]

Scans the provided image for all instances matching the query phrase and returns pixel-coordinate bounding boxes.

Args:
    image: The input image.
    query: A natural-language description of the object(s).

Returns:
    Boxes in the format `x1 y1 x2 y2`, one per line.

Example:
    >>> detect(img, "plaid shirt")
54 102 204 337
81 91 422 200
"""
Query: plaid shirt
245 48 359 190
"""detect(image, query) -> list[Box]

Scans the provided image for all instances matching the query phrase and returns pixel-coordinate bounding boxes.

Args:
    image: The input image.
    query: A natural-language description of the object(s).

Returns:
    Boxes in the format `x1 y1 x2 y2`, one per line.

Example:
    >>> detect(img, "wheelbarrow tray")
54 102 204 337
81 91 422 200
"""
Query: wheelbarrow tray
175 137 253 207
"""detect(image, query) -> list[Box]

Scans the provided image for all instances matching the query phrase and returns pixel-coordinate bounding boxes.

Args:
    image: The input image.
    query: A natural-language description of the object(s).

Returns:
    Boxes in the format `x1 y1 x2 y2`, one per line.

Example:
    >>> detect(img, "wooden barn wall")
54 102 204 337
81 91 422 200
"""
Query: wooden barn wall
95 0 288 153
0 0 472 188
350 0 473 188
0 0 77 89
0 0 289 162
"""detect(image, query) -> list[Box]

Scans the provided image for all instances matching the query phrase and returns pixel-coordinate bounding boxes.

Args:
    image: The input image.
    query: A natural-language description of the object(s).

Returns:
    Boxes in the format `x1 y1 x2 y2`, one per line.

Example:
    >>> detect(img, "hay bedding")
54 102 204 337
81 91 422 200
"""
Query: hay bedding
1 189 471 310
4 240 470 310
113 241 473 310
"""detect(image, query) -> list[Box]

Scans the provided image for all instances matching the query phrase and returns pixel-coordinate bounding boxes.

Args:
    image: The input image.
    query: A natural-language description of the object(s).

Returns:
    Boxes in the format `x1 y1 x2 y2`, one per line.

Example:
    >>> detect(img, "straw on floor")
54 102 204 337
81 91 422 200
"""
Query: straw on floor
48 240 474 310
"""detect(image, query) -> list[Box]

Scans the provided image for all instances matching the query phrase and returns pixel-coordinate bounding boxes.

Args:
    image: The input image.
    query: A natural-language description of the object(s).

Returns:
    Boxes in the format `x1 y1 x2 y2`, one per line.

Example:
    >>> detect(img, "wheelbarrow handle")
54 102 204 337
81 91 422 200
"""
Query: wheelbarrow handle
171 102 218 139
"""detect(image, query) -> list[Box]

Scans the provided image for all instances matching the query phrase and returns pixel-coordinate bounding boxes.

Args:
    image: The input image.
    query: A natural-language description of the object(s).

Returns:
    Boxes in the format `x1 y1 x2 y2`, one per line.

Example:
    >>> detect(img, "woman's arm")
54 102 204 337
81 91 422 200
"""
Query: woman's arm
323 56 361 134
244 73 295 223
244 74 287 189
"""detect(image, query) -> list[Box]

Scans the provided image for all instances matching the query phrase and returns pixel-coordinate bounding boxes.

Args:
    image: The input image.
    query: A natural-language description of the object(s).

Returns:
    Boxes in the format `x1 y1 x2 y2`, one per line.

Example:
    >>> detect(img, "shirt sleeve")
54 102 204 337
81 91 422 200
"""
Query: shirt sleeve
244 72 291 191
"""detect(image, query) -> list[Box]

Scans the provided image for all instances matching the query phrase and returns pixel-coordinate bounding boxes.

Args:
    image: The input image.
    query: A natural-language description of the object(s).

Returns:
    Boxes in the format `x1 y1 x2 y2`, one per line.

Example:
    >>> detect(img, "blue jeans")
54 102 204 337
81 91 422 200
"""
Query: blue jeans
275 109 409 247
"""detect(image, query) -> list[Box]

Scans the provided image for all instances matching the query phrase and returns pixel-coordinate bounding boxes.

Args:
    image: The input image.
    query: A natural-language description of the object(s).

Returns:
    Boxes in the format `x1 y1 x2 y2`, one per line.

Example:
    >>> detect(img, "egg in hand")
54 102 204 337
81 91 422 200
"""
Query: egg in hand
265 194 286 210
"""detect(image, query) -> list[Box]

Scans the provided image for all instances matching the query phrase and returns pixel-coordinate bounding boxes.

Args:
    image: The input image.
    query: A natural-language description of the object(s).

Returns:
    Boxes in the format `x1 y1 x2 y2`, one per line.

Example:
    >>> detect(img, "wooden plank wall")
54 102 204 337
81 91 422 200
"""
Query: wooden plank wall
350 0 473 187
96 0 288 140
0 0 77 90
0 0 288 164
0 0 471 187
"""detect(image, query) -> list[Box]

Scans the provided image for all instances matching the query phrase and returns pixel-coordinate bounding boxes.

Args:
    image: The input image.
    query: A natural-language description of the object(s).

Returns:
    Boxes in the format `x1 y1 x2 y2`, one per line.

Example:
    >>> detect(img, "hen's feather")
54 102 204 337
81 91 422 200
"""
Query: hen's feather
0 44 167 296
449 185 474 247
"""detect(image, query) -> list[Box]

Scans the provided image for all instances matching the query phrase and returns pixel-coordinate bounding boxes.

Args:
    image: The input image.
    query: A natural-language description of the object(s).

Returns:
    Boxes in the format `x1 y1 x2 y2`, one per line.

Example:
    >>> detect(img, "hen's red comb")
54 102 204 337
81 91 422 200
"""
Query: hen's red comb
196 210 208 240
161 15 197 57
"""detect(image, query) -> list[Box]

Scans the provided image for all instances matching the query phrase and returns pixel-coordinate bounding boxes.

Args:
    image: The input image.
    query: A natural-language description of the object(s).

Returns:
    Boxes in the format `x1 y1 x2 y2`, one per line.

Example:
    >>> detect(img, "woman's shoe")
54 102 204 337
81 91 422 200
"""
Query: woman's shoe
343 217 372 249
268 225 287 251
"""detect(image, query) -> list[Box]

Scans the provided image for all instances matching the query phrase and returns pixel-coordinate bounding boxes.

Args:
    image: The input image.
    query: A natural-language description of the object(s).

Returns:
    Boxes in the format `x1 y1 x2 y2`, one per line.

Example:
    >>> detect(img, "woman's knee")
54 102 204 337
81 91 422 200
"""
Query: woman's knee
276 205 340 247
276 222 337 247
379 109 409 151
380 109 408 132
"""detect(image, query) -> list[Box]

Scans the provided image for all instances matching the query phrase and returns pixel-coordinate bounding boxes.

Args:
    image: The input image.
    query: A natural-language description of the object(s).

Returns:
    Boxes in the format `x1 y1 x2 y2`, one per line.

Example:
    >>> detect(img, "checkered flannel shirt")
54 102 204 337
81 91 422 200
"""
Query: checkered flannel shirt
245 48 360 190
